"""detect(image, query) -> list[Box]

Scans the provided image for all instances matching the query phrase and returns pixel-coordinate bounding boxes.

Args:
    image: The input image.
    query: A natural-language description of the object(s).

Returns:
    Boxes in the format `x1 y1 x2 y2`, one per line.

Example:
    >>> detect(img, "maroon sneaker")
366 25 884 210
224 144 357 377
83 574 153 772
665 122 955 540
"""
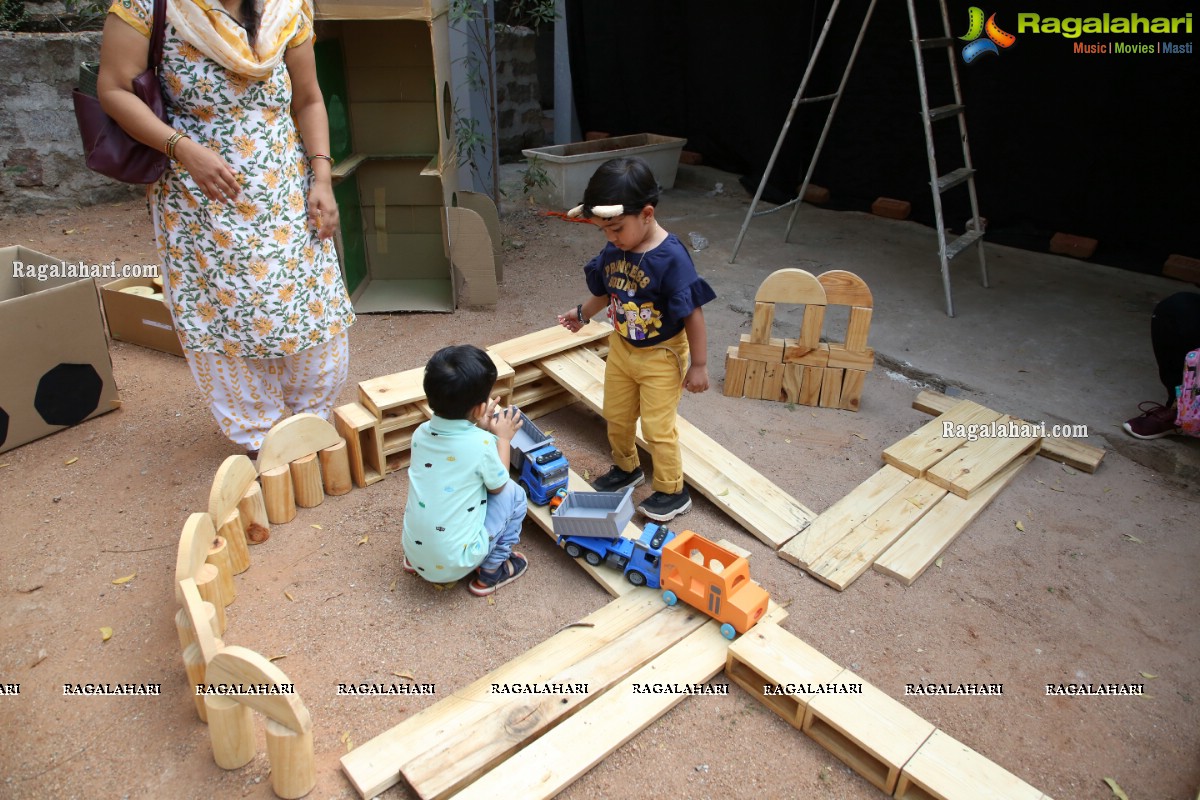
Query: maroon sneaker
1122 402 1180 440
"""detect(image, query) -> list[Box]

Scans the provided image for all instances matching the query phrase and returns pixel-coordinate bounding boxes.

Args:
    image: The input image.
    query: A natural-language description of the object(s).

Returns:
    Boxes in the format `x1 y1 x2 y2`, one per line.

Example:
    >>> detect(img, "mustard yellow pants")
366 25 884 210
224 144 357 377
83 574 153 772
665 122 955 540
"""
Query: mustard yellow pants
603 332 689 494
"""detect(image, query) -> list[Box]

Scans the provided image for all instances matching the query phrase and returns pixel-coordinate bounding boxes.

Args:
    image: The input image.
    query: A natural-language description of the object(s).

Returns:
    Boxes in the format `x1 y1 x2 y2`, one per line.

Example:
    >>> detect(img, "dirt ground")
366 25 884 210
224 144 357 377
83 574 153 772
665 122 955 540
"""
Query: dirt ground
2 194 1199 800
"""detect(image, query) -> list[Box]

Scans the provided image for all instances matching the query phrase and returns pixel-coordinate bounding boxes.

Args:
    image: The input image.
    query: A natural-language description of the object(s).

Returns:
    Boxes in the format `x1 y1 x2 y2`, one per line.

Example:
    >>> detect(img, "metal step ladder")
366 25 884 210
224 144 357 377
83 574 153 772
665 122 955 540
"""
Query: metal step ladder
729 0 988 317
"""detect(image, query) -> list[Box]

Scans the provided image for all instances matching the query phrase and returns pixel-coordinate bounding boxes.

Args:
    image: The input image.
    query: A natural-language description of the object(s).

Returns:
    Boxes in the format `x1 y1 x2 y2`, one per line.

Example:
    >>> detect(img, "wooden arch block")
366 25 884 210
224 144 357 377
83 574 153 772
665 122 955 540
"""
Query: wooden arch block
257 414 343 475
206 646 312 733
816 269 873 308
209 454 258 528
179 576 221 664
754 268 827 306
175 513 217 605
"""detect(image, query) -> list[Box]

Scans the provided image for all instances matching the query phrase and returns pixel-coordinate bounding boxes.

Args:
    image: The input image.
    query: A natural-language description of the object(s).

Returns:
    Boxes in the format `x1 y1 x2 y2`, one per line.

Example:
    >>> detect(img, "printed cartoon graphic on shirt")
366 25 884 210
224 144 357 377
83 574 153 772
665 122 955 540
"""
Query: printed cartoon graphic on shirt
605 254 663 340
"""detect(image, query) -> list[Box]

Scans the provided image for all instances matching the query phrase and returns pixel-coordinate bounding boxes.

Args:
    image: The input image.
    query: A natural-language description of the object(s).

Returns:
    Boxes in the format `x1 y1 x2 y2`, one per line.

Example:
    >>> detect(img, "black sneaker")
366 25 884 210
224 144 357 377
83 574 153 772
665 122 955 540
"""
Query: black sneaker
592 464 645 492
638 488 692 522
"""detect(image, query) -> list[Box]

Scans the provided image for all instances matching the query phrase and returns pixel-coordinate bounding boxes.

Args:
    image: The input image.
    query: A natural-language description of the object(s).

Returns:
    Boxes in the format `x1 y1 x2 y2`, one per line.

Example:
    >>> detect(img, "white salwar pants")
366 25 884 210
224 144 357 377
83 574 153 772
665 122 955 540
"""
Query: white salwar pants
182 331 350 451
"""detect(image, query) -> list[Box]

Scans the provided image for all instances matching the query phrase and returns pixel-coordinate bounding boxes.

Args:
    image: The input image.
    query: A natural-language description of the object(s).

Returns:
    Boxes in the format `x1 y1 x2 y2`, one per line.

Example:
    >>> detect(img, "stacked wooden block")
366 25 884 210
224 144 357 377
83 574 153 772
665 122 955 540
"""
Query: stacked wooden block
256 415 354 524
726 621 1052 799
725 268 874 412
779 398 1042 590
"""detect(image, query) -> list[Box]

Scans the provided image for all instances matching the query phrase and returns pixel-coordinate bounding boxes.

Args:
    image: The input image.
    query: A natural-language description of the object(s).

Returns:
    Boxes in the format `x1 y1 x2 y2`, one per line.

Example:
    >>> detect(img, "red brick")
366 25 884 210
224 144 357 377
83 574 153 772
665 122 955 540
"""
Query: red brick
802 184 830 205
679 150 703 166
1049 232 1098 259
1164 254 1200 284
871 197 911 220
584 131 612 141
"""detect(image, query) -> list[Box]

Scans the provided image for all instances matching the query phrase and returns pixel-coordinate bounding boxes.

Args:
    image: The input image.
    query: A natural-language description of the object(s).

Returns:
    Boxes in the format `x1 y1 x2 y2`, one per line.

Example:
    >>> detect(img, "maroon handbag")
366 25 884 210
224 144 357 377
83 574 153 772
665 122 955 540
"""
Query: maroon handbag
72 0 169 184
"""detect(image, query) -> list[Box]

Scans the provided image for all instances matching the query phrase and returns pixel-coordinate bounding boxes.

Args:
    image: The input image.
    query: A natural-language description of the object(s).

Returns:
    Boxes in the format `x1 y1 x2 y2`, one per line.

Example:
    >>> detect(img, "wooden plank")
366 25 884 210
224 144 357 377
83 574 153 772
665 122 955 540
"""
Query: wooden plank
744 359 765 398
487 320 612 367
737 333 786 362
333 403 382 488
451 603 789 800
827 343 875 371
913 389 1105 473
924 417 1040 498
208 455 258 525
537 347 816 548
806 479 947 591
798 303 826 349
749 301 775 344
760 361 784 402
840 369 865 412
401 602 711 799
257 414 343 474
819 367 844 408
359 365 425 419
894 729 1045 800
723 346 748 398
781 363 804 403
725 620 843 728
520 391 580 422
525 469 636 598
874 451 1036 586
799 365 823 406
778 465 913 570
845 306 872 351
882 400 1001 478
783 339 830 367
339 592 679 799
803 669 936 794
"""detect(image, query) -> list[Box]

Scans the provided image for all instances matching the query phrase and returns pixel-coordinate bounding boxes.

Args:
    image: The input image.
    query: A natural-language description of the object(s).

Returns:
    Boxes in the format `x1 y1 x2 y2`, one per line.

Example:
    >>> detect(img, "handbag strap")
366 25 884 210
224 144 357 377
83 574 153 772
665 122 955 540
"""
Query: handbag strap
148 0 167 71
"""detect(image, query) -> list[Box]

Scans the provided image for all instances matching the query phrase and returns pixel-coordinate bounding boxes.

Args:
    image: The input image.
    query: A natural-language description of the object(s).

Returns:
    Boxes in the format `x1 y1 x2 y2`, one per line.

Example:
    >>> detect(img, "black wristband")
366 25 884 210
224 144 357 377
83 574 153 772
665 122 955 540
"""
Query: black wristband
576 303 589 324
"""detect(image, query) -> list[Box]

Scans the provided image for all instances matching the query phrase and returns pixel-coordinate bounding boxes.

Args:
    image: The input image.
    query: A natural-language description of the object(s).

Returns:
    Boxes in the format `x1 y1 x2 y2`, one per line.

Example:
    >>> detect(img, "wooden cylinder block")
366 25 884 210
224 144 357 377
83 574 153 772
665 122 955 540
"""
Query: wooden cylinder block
182 639 223 723
205 536 236 605
175 602 220 652
194 563 227 635
289 454 323 509
261 465 297 525
265 718 316 799
206 694 256 770
319 440 352 497
219 509 250 575
239 481 271 545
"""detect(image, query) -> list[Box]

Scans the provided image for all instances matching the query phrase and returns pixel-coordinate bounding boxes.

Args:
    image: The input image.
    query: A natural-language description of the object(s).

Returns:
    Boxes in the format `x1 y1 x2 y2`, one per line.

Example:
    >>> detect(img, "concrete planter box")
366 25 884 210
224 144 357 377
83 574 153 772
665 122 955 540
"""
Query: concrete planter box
522 133 687 210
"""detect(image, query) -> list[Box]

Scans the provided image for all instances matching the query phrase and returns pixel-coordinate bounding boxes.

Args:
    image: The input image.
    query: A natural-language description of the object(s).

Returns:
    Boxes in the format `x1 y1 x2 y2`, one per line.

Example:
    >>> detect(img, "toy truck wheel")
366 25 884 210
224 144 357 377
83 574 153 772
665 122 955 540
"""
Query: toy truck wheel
564 543 583 559
662 590 677 606
626 570 646 587
584 550 603 567
720 623 737 641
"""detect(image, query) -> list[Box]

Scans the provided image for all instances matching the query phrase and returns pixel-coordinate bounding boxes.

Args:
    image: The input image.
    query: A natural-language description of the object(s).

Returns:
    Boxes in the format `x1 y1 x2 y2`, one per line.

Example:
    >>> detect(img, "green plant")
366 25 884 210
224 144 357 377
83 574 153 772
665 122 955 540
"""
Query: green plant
58 0 109 31
0 0 29 31
497 0 557 30
518 155 552 196
453 113 488 177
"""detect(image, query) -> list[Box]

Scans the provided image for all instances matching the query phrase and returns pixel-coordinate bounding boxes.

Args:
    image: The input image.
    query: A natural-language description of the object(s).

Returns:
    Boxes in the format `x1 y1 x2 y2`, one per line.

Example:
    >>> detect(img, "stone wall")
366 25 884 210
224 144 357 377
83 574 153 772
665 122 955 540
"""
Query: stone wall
494 25 545 158
0 32 142 215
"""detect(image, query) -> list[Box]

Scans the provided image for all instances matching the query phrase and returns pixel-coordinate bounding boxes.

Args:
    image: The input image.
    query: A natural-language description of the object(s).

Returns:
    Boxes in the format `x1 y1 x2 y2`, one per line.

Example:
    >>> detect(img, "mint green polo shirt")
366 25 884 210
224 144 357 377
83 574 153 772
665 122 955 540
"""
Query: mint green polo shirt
401 415 509 581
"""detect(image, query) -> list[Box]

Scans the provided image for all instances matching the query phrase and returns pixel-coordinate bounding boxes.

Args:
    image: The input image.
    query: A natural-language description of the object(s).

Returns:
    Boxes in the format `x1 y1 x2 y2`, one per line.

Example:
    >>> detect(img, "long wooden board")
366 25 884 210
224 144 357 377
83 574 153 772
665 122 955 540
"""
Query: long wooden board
401 602 711 799
806 479 948 591
894 729 1046 800
882 400 1002 478
873 451 1037 586
451 603 789 800
777 465 913 570
340 592 670 798
925 416 1040 498
913 389 1105 473
486 319 612 367
725 619 843 728
537 347 815 547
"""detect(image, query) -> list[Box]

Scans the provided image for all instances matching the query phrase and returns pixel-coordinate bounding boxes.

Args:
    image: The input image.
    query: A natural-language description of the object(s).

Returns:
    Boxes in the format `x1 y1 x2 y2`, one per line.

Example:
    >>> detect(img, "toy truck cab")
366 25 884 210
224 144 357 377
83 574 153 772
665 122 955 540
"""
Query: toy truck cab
659 529 769 640
507 409 568 505
623 523 676 589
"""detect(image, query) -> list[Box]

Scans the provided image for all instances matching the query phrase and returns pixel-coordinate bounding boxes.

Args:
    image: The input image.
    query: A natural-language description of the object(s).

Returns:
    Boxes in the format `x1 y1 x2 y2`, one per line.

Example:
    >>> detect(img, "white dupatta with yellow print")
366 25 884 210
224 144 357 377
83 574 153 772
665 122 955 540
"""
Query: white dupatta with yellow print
167 0 309 78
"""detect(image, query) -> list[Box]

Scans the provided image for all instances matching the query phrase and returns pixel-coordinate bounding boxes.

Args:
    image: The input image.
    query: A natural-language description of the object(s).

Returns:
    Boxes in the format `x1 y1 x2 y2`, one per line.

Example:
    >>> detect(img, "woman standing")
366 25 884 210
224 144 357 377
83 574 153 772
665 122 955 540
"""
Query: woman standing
97 0 356 455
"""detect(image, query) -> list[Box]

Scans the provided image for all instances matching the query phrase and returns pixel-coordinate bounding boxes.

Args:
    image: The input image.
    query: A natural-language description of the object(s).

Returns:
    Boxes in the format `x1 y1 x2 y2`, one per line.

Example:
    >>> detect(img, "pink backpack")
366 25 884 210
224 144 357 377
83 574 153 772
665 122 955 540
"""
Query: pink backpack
1177 349 1200 437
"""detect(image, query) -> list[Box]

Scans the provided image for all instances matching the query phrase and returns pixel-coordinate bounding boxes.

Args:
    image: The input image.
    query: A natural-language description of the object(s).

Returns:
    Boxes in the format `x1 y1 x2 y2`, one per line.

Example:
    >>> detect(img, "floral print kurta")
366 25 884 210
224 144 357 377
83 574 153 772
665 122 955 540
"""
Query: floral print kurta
112 0 355 358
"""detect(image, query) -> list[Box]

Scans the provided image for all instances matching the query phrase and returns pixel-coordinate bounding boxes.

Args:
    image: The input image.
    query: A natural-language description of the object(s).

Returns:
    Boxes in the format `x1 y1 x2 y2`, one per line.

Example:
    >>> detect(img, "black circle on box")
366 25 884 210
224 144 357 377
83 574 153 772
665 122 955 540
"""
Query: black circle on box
34 363 103 427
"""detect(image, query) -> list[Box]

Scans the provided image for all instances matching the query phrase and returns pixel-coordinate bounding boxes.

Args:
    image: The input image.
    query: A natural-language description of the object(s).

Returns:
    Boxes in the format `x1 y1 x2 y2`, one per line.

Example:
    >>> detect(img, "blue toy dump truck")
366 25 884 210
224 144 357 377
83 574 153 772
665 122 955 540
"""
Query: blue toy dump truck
551 488 676 588
507 409 568 505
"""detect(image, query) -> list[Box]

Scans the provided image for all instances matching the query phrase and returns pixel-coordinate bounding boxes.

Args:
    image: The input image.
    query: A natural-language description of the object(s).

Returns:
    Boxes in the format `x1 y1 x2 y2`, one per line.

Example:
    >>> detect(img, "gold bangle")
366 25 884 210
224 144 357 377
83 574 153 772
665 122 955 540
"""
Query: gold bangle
308 154 334 165
165 131 186 160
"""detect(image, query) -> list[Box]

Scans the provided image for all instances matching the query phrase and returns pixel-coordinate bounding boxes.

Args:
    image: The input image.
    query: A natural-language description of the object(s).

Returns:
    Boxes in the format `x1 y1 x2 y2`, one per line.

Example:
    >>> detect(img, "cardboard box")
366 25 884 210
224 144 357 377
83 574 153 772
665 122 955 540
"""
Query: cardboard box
0 246 120 454
100 276 185 357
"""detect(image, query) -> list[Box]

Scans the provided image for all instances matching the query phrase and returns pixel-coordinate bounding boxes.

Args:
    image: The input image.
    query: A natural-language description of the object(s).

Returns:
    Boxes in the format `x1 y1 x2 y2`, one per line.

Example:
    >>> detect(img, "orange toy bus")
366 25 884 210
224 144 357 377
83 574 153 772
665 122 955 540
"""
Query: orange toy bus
659 529 769 640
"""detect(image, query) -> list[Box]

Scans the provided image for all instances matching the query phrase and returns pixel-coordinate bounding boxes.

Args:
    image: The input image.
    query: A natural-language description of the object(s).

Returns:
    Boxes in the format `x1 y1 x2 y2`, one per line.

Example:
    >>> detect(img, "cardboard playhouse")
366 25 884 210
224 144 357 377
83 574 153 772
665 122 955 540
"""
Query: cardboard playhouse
0 246 120 454
313 0 501 312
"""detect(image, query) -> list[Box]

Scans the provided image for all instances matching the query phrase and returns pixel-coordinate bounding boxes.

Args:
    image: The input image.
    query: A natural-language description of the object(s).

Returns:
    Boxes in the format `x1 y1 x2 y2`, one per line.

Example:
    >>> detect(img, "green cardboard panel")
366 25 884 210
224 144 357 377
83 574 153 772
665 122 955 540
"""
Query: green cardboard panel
334 175 367 296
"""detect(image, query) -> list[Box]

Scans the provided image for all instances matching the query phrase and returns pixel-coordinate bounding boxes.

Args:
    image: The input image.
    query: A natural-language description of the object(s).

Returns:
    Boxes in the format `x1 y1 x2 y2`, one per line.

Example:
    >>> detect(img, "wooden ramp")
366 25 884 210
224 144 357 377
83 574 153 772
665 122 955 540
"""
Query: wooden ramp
537 346 815 548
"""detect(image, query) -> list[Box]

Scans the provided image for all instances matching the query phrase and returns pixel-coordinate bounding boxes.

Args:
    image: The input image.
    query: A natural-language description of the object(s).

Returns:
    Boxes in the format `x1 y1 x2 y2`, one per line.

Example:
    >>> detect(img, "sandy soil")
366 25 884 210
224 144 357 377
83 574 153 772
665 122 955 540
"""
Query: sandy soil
1 196 1199 800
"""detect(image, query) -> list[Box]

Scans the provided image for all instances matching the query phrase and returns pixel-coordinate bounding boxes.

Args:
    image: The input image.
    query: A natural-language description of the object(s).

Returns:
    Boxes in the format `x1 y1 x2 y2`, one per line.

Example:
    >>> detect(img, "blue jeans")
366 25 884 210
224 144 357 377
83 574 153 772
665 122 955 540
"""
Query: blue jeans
478 480 527 572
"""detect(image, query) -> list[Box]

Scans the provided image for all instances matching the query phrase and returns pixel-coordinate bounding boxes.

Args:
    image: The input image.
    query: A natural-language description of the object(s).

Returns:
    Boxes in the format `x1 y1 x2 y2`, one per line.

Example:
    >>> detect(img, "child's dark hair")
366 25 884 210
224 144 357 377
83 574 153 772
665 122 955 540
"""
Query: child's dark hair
580 156 660 217
423 345 497 419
